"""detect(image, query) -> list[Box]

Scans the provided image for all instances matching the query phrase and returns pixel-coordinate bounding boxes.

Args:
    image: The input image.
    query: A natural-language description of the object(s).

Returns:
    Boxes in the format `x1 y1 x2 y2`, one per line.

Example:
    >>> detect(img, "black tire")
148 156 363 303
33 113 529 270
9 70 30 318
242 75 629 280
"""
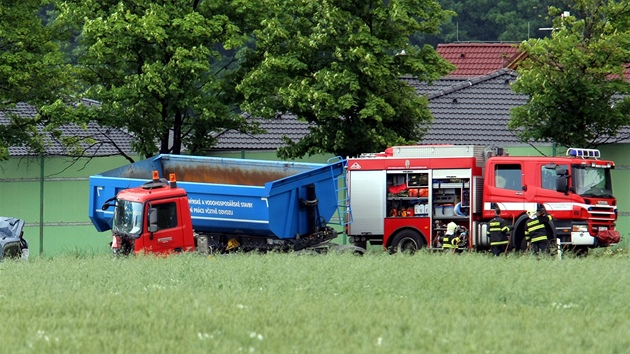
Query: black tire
546 220 558 257
335 244 366 255
511 214 530 252
569 245 589 257
353 239 368 250
512 214 557 255
390 230 425 254
112 238 133 256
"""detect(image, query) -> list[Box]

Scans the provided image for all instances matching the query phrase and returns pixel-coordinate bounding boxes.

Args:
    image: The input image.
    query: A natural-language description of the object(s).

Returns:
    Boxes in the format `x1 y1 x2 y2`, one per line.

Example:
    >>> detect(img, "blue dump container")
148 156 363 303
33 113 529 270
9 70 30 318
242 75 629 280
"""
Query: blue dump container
90 155 346 239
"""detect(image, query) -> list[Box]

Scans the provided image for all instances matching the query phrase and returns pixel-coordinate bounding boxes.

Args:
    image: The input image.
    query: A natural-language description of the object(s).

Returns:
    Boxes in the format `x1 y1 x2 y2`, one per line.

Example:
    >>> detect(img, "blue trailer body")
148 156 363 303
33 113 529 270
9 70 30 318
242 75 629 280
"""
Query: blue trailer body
89 155 346 240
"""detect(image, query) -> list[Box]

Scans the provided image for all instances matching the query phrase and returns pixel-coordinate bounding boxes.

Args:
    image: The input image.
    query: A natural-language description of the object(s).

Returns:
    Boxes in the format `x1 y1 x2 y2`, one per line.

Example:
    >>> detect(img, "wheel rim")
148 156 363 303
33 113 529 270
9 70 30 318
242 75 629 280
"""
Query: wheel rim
397 237 418 253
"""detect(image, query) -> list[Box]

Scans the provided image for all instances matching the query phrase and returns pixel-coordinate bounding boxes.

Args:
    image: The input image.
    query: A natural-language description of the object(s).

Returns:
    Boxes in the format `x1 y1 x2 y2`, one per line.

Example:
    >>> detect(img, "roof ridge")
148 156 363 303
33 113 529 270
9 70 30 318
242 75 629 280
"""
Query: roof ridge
425 68 517 99
437 42 521 47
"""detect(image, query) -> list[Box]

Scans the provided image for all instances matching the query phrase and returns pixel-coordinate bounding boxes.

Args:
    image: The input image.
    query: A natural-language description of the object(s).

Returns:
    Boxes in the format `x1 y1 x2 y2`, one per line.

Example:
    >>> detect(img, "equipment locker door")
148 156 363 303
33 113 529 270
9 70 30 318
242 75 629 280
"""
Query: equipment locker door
348 170 386 235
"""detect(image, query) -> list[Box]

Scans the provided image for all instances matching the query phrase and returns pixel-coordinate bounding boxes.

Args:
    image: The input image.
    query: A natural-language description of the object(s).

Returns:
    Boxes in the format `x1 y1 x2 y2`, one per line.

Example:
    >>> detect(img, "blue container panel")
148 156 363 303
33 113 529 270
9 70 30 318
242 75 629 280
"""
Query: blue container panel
266 163 343 238
89 155 345 239
183 183 272 236
184 161 343 239
89 177 147 232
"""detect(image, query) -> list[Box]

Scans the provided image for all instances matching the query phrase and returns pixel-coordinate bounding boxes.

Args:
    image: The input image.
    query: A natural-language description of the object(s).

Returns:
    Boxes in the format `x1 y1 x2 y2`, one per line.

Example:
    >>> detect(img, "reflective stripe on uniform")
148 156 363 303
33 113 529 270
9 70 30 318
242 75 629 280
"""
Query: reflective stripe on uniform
442 236 459 249
531 235 548 243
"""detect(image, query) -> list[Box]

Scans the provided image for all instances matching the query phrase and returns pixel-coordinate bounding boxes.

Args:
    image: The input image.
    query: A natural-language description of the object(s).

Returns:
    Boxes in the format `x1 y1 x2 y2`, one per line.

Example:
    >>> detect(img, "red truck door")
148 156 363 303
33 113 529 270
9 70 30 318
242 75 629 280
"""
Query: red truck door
485 162 532 210
142 199 187 254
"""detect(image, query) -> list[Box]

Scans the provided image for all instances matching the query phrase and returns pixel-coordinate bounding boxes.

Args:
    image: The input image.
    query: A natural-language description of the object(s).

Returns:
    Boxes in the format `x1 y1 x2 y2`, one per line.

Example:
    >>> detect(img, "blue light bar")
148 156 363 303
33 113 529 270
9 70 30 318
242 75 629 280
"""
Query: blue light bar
566 148 601 159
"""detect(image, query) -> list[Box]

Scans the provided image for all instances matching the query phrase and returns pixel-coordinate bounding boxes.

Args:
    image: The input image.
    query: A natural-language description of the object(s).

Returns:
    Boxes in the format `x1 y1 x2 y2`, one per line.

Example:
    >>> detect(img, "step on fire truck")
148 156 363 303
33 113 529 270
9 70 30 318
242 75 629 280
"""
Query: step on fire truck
346 145 621 255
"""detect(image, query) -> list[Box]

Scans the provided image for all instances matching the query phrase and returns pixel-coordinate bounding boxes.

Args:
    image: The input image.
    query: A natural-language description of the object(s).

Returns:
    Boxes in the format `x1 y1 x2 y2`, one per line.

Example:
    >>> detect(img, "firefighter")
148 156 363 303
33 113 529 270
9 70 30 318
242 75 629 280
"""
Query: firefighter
442 221 461 254
525 204 553 255
487 206 511 256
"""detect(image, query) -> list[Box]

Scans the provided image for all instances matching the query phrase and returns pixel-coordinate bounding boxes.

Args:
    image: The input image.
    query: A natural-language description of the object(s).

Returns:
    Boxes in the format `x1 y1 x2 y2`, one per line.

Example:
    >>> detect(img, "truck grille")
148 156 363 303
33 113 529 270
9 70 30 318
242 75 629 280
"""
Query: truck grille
588 205 616 222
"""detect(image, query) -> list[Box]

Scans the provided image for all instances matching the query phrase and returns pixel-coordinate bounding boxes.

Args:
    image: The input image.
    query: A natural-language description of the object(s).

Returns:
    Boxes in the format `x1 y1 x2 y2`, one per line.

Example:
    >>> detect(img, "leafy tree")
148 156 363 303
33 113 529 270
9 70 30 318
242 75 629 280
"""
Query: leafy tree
0 0 78 160
237 0 455 159
509 1 630 148
55 0 259 158
415 0 563 46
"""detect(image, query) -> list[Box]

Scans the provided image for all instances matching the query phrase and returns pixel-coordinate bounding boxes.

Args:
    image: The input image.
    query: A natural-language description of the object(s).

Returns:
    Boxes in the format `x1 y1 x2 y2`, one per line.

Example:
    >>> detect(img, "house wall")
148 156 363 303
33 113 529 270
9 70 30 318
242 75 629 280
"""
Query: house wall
0 155 141 257
208 150 335 163
598 144 630 242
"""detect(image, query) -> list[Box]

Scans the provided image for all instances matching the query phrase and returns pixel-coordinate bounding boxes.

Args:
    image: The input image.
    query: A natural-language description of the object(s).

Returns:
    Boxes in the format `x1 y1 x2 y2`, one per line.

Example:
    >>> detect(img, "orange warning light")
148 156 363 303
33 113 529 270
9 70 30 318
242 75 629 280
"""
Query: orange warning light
152 170 159 180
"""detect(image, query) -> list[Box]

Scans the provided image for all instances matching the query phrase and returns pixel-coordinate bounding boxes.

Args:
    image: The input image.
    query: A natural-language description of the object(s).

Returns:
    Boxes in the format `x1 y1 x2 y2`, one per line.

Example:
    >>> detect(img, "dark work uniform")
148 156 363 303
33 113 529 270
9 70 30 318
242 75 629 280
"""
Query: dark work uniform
526 213 553 255
487 216 510 256
442 222 460 252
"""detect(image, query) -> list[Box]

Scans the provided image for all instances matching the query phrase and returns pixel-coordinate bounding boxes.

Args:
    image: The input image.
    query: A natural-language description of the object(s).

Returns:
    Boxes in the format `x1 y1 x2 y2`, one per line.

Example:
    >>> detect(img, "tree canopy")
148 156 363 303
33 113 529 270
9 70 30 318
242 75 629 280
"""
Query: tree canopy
7 0 630 159
0 0 77 160
416 0 564 46
54 0 260 158
509 0 630 148
237 0 455 158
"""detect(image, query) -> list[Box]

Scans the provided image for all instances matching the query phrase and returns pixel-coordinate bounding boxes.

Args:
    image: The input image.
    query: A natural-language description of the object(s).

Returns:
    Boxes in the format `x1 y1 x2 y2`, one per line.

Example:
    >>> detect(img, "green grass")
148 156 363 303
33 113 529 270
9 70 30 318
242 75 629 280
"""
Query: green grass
1 250 629 353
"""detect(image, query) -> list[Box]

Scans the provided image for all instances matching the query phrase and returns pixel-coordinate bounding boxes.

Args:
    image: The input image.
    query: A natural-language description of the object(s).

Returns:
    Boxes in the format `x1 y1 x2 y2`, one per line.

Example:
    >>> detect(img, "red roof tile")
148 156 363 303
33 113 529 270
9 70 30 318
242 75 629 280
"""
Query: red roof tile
437 43 521 78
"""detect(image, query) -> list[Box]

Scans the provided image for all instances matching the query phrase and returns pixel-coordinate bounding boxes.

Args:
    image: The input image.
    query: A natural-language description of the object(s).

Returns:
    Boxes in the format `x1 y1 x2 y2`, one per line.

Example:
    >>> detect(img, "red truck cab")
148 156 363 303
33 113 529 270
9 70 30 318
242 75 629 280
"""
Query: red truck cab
483 148 619 250
109 175 195 254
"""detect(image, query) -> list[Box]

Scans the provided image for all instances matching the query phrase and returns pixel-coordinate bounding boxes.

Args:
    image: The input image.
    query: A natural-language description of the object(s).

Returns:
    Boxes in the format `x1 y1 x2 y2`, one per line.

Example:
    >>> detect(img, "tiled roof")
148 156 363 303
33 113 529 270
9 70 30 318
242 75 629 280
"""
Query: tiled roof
418 69 530 146
212 69 532 150
1 101 136 157
400 76 469 95
436 42 521 78
185 67 630 151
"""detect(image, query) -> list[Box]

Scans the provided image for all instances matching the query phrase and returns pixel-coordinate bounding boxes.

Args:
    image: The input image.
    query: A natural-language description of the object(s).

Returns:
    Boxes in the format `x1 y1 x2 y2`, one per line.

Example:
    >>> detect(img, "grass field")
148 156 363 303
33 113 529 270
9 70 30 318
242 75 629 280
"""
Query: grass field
1 248 629 354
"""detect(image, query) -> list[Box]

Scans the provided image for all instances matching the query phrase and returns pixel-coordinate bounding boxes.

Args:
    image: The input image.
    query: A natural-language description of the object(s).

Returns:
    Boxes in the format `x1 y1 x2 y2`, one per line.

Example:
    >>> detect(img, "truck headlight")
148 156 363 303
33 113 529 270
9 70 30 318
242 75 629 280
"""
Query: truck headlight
572 225 588 232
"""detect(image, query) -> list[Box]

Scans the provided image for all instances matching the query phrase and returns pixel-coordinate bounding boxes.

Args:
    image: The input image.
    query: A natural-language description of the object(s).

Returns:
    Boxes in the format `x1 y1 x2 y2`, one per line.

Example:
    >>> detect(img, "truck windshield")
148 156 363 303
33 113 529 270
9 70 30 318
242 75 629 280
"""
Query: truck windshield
112 199 144 238
572 165 613 198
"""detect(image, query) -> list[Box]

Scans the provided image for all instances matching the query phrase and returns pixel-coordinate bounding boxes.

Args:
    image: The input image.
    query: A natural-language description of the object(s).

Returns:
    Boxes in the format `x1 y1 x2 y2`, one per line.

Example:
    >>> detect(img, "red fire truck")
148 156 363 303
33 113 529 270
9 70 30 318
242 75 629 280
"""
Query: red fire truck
346 145 621 254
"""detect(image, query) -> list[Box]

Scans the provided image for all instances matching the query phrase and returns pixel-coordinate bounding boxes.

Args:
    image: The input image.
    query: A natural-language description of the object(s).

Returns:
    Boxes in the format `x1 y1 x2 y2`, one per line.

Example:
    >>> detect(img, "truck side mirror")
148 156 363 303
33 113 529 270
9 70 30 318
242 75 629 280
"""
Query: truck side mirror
555 168 570 195
148 207 158 233
556 168 568 176
101 196 117 211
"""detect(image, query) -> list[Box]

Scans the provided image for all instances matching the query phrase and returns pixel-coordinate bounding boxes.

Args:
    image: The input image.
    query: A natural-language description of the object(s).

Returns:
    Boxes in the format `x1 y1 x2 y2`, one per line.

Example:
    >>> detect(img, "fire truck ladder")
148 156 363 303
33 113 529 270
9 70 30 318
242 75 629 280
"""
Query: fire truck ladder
327 156 353 227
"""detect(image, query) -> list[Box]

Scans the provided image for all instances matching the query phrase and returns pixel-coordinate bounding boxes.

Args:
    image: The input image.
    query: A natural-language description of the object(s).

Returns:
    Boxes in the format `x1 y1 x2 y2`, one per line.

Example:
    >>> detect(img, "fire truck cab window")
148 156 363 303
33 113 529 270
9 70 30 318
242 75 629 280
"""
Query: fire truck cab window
542 166 556 190
495 164 522 191
154 202 178 230
542 164 568 190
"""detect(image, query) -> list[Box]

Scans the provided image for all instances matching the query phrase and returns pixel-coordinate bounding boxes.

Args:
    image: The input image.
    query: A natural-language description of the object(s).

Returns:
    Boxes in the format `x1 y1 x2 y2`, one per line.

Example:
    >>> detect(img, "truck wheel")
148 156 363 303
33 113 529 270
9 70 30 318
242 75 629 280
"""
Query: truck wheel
390 230 425 254
545 220 558 257
112 238 133 256
570 245 589 257
353 239 368 250
511 215 530 252
335 244 366 255
512 215 558 255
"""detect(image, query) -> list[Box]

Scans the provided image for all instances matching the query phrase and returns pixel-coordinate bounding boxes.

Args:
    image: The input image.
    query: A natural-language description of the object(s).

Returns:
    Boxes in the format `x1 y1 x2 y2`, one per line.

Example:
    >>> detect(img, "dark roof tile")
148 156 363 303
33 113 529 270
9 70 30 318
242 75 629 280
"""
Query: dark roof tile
212 114 312 150
1 101 136 157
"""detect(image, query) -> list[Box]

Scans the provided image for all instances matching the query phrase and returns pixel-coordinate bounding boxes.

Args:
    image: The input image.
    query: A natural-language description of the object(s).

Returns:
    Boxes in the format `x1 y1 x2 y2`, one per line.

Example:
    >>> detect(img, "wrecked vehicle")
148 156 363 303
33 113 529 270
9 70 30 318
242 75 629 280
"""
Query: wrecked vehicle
0 217 28 260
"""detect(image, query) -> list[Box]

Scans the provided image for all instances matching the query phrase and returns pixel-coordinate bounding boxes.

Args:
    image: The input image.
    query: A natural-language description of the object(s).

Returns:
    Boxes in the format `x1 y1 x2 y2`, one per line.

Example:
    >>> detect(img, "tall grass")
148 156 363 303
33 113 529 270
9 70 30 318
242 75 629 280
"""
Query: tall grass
1 250 628 353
